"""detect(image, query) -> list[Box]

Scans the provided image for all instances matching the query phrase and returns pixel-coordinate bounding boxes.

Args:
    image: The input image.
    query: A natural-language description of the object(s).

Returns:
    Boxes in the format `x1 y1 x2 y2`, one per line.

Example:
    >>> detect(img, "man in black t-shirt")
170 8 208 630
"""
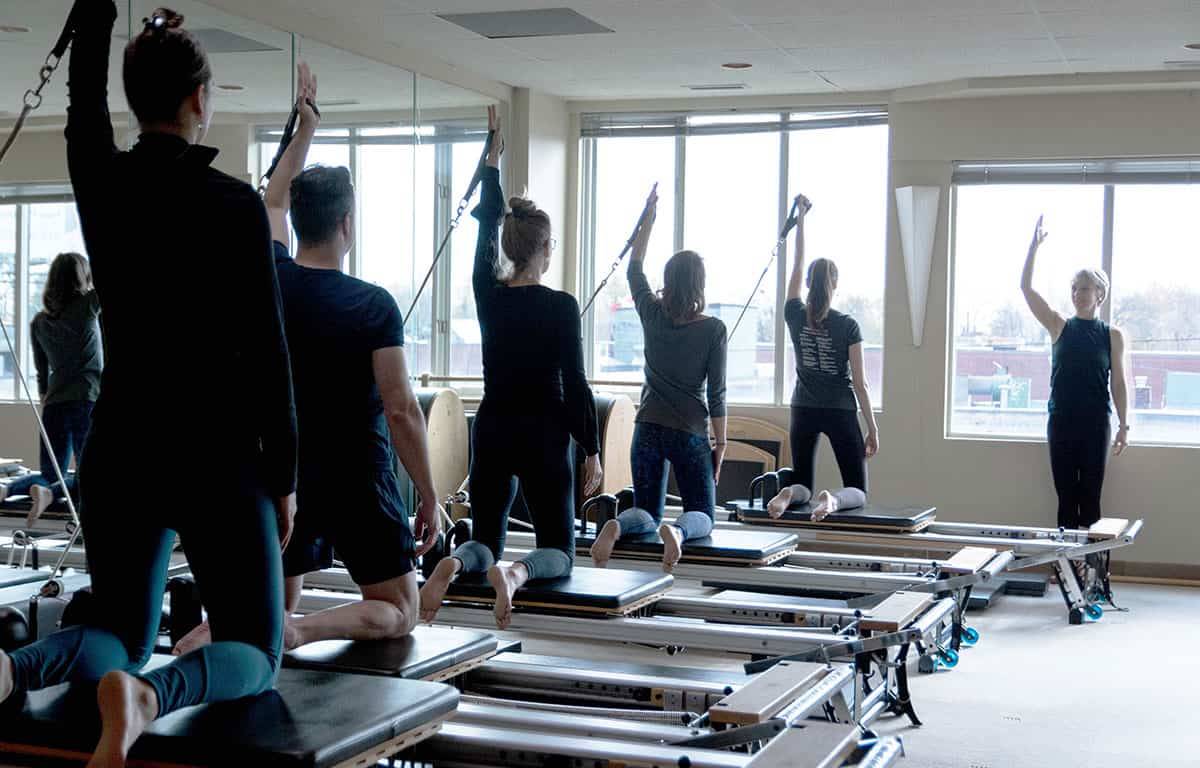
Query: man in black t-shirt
174 65 441 655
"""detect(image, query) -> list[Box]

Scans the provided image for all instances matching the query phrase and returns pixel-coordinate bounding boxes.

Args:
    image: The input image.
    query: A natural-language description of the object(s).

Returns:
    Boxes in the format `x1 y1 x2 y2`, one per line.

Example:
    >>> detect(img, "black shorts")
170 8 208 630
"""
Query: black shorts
282 468 416 585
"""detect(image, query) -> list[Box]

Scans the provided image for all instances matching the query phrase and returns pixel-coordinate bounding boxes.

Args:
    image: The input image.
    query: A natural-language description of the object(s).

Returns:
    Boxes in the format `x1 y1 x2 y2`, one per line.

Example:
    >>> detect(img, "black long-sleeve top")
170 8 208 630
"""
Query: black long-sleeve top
65 1 297 496
471 166 599 456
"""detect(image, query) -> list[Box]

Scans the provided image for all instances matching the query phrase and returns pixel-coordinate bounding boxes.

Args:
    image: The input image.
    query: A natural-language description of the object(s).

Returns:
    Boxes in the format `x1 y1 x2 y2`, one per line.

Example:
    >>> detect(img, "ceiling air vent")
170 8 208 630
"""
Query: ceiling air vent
1163 60 1200 69
437 8 613 39
685 83 748 92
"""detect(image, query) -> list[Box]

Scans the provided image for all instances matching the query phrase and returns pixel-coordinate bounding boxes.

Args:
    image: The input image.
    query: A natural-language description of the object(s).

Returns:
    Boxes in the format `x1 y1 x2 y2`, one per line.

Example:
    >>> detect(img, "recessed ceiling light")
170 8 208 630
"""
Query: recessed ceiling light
1185 43 1200 51
722 62 752 70
217 84 245 91
0 25 31 33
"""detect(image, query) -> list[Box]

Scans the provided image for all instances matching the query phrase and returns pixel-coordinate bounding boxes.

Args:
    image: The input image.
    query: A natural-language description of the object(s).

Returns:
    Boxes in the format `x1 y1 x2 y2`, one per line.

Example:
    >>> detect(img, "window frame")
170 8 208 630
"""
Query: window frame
947 157 1200 448
0 188 77 403
578 107 890 408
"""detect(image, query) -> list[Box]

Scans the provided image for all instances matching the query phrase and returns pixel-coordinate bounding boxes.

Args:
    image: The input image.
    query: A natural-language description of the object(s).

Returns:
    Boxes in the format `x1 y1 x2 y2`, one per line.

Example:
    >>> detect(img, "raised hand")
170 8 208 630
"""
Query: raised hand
1030 215 1048 252
297 61 319 126
486 105 505 166
794 193 813 216
632 184 658 251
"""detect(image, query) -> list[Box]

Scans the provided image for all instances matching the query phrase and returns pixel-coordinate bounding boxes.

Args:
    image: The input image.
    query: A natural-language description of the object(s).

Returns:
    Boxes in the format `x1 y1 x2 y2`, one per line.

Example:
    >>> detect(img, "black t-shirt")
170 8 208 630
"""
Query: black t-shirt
784 300 862 410
274 242 404 484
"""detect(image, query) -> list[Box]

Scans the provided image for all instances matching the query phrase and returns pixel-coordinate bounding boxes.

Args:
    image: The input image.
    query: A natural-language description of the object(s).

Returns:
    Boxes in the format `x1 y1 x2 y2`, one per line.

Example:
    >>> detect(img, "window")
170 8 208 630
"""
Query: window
685 131 780 402
786 123 889 403
1111 186 1200 444
950 159 1200 445
586 135 677 385
580 108 889 407
448 138 490 377
0 206 15 399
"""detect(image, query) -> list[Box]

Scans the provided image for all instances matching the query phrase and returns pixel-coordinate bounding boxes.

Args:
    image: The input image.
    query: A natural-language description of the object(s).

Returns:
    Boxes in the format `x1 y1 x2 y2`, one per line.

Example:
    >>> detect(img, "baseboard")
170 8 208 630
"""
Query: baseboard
1111 560 1200 585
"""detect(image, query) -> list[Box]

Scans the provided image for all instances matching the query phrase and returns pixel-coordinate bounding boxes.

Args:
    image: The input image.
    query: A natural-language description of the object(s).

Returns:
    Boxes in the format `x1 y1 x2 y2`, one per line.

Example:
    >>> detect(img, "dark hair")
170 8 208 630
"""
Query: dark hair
659 250 706 324
290 165 355 245
805 258 838 327
502 197 551 274
43 252 91 316
123 8 212 126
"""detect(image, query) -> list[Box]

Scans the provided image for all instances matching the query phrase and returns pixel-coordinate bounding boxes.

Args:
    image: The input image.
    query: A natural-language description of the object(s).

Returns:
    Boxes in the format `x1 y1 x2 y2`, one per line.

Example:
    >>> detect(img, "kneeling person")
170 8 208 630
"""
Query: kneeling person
176 67 440 654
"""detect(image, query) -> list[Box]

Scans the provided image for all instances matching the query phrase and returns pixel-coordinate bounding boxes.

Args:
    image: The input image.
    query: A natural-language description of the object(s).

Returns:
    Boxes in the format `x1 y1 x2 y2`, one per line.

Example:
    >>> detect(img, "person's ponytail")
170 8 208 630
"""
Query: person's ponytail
805 258 838 328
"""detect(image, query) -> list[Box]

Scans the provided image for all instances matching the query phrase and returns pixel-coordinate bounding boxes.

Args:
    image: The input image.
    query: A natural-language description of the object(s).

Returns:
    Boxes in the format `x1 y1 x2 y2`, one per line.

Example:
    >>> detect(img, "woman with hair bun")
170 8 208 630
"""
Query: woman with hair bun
589 187 728 573
766 194 879 521
420 106 602 630
0 5 298 765
1021 216 1129 529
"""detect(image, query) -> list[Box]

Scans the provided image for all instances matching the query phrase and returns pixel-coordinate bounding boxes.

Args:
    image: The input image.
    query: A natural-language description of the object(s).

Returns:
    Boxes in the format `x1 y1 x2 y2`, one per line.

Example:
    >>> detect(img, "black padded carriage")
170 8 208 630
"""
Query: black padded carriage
577 527 799 566
284 625 498 681
444 566 673 615
730 500 937 533
0 658 458 767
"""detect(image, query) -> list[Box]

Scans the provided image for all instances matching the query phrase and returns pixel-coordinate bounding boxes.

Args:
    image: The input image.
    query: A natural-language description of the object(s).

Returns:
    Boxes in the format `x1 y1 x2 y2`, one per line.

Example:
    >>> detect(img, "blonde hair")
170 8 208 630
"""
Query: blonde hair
1072 268 1109 305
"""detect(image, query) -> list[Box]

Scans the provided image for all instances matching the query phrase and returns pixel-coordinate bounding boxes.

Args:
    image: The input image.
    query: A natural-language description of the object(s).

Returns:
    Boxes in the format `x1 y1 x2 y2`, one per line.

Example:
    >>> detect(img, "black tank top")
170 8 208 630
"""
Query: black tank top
1049 317 1111 416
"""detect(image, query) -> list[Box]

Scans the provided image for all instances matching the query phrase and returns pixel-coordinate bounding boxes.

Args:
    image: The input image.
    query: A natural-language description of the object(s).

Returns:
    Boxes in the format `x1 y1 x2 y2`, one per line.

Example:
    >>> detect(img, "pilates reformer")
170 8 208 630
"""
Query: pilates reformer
301 564 956 726
727 468 1145 625
0 654 459 768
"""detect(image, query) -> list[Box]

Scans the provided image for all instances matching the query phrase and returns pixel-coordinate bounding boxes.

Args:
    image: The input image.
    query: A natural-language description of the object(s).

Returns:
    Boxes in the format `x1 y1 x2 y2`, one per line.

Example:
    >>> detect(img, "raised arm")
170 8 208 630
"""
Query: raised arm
1110 327 1130 456
627 186 658 317
1020 216 1066 341
472 106 506 302
65 0 119 206
785 194 812 302
374 345 443 555
849 342 879 458
264 62 319 244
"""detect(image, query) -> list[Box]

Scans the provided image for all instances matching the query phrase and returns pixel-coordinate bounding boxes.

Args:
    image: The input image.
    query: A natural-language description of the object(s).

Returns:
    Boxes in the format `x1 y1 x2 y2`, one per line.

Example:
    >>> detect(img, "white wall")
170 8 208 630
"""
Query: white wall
507 88 572 292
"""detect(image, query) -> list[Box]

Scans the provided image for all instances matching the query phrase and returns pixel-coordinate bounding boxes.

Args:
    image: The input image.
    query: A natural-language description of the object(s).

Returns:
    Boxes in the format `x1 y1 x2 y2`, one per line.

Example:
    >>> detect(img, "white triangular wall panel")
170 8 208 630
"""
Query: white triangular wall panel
895 186 940 347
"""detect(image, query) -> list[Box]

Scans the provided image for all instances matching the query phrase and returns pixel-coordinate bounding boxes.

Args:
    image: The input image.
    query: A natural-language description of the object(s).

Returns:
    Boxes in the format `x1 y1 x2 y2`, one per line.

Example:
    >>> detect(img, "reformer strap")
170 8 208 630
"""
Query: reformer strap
403 128 497 326
726 195 810 342
0 1 80 166
258 99 321 192
579 183 658 318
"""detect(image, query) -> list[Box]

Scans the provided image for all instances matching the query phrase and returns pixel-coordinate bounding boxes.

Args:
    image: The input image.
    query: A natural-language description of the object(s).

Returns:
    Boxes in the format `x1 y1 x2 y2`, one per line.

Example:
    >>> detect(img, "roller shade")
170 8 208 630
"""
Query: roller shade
953 158 1200 185
580 107 888 139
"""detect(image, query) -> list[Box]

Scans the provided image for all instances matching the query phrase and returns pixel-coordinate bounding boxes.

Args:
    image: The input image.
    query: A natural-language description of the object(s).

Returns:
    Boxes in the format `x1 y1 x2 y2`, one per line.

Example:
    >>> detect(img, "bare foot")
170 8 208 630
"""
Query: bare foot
282 620 305 651
87 671 159 768
0 650 13 704
170 621 211 656
812 490 839 521
487 564 525 631
767 486 793 519
26 485 53 529
419 557 460 624
658 522 683 573
589 519 621 568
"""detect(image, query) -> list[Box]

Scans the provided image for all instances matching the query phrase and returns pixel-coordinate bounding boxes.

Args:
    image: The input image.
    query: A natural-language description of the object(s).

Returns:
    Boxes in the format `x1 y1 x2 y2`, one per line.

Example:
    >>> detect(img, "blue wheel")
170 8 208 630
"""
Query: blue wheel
961 626 980 646
938 649 959 668
1085 604 1103 621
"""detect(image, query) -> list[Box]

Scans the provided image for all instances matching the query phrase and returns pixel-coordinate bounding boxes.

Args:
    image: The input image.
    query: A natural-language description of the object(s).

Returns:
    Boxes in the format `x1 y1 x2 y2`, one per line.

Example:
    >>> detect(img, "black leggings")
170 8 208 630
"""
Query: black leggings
790 406 868 507
454 405 576 581
1048 413 1110 530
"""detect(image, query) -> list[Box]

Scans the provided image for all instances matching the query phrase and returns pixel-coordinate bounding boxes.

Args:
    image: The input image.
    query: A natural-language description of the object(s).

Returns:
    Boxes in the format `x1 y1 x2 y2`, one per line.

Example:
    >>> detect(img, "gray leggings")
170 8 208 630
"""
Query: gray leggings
783 484 867 511
617 507 713 542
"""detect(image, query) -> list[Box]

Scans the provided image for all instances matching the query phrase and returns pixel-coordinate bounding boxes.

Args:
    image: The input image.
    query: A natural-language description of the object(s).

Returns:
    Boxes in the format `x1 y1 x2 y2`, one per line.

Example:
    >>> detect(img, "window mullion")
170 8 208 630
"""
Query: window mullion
14 205 28 401
1101 184 1114 325
774 123 789 407
432 143 453 377
673 132 686 254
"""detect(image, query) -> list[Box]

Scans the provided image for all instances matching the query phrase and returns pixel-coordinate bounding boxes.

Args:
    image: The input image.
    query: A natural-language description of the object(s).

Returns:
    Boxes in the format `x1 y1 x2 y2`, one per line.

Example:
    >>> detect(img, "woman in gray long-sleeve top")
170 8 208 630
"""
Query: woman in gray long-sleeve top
0 252 101 528
590 188 728 573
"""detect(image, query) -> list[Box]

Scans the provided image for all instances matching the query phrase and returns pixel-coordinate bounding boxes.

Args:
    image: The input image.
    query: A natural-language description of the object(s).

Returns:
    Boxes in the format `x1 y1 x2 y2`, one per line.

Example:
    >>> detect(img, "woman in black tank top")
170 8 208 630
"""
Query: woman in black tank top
1021 216 1130 529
